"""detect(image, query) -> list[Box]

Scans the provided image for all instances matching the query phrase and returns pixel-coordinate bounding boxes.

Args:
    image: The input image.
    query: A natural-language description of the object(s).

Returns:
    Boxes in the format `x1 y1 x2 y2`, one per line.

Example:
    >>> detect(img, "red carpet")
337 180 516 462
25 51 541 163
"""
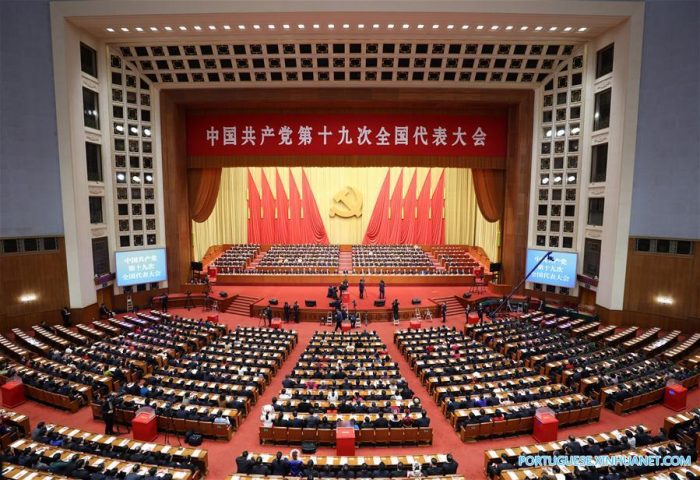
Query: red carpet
9 307 699 479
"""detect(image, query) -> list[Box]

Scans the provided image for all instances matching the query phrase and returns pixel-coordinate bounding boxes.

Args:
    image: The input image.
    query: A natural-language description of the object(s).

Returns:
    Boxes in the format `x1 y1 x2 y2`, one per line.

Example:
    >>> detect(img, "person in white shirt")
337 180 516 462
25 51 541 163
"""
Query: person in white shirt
278 389 291 401
260 404 276 427
214 412 230 425
327 389 339 403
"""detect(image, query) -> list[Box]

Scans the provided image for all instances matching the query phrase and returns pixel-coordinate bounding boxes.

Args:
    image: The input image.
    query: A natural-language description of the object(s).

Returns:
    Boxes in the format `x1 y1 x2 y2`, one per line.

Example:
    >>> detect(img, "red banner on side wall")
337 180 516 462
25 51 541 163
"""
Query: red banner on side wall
187 114 507 157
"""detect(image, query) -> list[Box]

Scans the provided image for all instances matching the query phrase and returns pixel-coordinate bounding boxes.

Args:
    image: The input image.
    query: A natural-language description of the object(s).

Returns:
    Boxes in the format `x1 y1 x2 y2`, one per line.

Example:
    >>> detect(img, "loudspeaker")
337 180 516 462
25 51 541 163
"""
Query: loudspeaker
305 300 316 307
463 293 472 299
374 300 385 307
489 262 502 272
191 261 203 272
218 291 228 298
411 298 422 305
301 442 317 454
269 298 279 305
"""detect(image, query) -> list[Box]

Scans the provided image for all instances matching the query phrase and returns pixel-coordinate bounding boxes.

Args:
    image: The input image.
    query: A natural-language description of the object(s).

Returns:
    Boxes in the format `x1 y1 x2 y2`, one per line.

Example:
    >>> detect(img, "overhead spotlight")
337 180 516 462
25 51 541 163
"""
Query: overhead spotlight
372 24 380 29
387 24 394 29
145 174 153 182
106 27 115 32
656 295 674 305
505 25 513 30
549 26 558 31
164 26 173 31
570 127 580 134
447 24 454 29
19 293 37 303
417 24 425 29
298 24 305 29
541 177 550 185
149 27 158 32
520 26 529 31
120 27 129 32
115 125 124 132
327 23 334 29
132 175 141 183
129 126 138 134
567 175 576 182
223 25 231 30
357 24 364 29
135 27 144 32
553 175 562 183
238 25 246 30
253 24 261 30
556 129 565 137
116 173 126 181
476 25 484 30
208 25 217 30
432 24 440 29
313 24 320 29
545 129 552 138
342 24 350 29
578 27 588 32
143 128 151 136
402 24 410 29
461 25 468 30
178 26 187 31
268 24 275 29
193 25 202 31
563 27 572 32
534 26 543 31
594 112 600 119
491 25 499 30
282 24 290 29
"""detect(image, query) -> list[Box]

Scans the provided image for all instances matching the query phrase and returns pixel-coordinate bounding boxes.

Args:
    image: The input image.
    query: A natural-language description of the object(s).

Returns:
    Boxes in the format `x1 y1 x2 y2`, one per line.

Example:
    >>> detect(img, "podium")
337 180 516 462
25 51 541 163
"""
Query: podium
207 314 219 323
336 427 356 455
341 292 350 304
208 266 217 283
132 411 158 442
467 312 480 325
533 409 558 442
341 321 351 332
1 381 26 408
664 384 687 411
271 318 282 329
409 319 422 329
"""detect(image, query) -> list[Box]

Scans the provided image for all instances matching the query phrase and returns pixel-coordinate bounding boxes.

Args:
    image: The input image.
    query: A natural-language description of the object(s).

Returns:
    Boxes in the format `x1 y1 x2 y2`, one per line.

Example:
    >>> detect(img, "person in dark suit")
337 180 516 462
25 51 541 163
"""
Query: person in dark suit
392 299 400 321
61 306 71 326
374 413 389 428
334 309 343 332
161 294 168 312
441 303 447 323
293 301 300 323
102 394 116 435
359 278 365 299
378 280 385 299
283 302 291 323
236 451 252 474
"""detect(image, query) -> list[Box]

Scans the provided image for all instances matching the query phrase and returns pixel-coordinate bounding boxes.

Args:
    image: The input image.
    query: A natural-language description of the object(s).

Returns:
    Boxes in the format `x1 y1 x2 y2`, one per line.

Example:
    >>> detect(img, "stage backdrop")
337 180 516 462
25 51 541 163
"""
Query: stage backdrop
191 167 500 262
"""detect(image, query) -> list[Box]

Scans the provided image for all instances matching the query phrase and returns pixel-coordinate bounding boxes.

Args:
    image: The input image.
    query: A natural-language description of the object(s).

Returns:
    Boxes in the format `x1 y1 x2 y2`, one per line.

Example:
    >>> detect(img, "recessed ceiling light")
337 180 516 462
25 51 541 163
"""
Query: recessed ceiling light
106 27 115 32
417 24 424 29
571 127 580 134
164 26 172 31
357 24 365 29
268 24 275 29
193 25 202 31
313 24 320 29
505 25 513 30
491 25 499 30
563 26 572 32
432 24 439 29
520 26 528 31
223 25 231 30
387 24 394 29
549 26 558 31
120 27 129 32
461 25 468 30
178 26 187 31
342 24 350 29
253 24 260 30
208 25 216 30
476 25 484 30
149 27 158 31
238 25 246 30
298 24 305 29
327 23 334 29
282 24 290 29
135 27 143 32
402 24 410 29
447 24 454 29
535 26 543 31
578 27 588 32
373 24 380 29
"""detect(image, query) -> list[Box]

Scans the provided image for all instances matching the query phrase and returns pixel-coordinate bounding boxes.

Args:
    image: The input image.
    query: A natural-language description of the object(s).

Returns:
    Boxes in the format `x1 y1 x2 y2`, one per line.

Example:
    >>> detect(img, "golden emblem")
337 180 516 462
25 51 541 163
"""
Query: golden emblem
330 186 363 218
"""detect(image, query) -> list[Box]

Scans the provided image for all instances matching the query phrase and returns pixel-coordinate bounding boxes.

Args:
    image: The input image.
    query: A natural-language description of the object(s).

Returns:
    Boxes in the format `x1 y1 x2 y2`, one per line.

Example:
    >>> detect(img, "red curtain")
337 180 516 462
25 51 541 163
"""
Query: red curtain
260 171 277 243
301 169 330 244
247 170 261 243
416 170 432 245
431 169 445 244
362 170 391 245
188 168 222 222
288 171 303 243
472 169 505 222
387 170 404 244
401 170 418 244
275 169 289 243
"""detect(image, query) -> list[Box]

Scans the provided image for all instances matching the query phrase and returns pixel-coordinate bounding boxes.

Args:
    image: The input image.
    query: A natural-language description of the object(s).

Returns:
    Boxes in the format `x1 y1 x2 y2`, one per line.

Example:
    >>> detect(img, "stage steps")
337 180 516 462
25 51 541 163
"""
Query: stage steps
430 295 465 317
247 250 267 269
425 251 446 273
225 294 263 317
338 251 353 274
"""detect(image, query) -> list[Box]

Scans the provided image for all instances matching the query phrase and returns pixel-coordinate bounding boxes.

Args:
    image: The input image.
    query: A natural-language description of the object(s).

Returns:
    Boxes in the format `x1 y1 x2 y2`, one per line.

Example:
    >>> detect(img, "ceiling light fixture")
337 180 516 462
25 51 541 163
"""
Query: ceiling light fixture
342 23 350 29
578 27 588 32
417 24 425 29
549 26 558 31
164 26 172 31
563 26 572 32
556 129 565 137
505 25 513 30
149 27 158 32
461 25 468 30
208 25 216 30
178 26 187 31
120 27 129 32
432 24 440 29
491 25 499 30
238 25 246 30
520 26 528 31
19 293 37 303
373 24 380 29
476 25 484 30
567 175 576 182
193 25 202 31
106 27 115 32
656 295 674 305
541 177 550 185
135 27 143 32
357 24 364 29
535 26 543 31
313 24 320 29
282 24 290 29
571 127 580 134
387 24 395 29
545 129 552 137
268 24 275 29
447 24 454 29
402 24 410 29
253 24 261 30
223 25 231 30
298 24 305 29
327 23 335 29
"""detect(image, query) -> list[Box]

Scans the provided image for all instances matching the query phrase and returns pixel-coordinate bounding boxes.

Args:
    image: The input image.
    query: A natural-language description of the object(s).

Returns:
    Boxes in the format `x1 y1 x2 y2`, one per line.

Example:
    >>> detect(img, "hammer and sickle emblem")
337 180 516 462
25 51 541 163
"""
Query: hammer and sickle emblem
330 186 363 218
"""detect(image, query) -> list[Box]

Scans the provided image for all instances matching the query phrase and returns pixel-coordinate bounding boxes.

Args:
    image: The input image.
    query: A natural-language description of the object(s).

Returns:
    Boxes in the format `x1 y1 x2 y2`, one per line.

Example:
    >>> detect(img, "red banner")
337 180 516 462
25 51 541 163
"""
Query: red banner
187 113 507 157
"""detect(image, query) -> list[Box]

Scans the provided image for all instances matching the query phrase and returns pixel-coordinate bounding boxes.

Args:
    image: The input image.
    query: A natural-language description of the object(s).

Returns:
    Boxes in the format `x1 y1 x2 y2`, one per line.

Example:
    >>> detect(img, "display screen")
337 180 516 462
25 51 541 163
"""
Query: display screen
525 249 578 288
115 248 167 287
